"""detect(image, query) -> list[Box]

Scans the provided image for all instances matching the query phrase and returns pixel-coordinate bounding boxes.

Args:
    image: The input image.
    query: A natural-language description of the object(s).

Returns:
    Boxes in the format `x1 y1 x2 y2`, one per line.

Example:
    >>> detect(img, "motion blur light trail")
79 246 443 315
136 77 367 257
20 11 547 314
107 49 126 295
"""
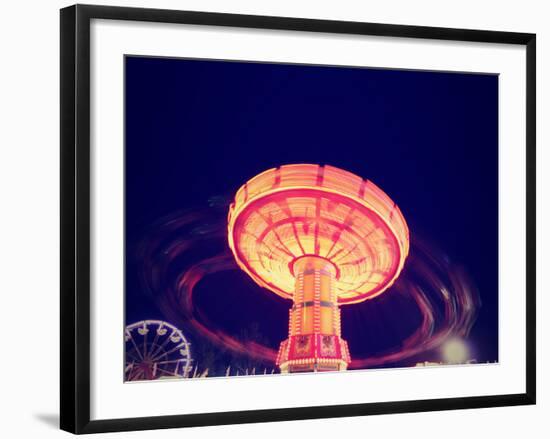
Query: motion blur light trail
348 238 480 368
135 200 480 370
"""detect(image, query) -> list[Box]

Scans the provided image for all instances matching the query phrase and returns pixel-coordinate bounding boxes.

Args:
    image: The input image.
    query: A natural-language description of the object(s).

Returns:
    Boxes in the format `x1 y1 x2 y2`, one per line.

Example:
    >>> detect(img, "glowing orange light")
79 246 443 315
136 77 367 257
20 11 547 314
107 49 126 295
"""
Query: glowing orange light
228 164 409 372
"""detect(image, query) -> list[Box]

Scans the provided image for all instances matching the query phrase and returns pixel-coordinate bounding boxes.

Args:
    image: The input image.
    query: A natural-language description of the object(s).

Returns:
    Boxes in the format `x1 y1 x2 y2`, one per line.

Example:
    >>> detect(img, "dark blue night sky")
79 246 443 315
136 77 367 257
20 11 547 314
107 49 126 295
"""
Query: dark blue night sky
125 56 498 373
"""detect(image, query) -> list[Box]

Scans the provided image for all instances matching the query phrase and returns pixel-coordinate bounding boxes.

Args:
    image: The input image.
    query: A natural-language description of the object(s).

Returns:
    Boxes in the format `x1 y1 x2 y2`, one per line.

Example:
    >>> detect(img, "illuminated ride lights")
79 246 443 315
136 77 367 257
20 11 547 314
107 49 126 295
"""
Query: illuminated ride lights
124 320 193 381
228 164 409 373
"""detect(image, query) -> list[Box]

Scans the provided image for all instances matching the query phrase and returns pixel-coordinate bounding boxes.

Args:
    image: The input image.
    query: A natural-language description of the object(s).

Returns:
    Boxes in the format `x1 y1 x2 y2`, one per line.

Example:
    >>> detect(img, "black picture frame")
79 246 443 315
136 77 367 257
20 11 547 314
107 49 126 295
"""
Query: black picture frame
60 4 536 434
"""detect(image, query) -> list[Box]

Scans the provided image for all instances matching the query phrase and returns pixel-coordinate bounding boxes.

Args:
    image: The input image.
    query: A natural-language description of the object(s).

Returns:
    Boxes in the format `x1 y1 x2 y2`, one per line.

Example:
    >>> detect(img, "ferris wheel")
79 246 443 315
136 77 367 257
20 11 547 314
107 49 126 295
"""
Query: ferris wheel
125 320 193 381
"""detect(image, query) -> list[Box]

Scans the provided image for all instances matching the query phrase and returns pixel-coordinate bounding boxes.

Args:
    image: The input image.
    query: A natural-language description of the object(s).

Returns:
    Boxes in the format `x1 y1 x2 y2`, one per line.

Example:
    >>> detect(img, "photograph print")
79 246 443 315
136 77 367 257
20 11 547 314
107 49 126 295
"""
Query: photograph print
124 56 498 381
